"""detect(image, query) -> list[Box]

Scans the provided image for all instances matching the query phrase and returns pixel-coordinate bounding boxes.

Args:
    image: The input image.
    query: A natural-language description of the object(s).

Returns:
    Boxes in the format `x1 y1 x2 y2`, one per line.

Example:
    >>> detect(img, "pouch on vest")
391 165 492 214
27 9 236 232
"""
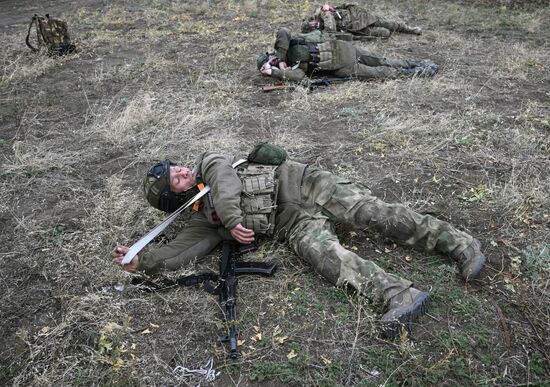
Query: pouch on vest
247 143 288 166
236 164 279 236
26 14 76 55
318 40 355 70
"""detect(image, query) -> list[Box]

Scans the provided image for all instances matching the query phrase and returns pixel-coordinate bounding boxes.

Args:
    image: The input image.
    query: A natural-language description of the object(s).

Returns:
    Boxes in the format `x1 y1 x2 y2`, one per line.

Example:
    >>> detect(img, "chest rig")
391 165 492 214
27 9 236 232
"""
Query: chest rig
287 37 321 71
235 163 279 236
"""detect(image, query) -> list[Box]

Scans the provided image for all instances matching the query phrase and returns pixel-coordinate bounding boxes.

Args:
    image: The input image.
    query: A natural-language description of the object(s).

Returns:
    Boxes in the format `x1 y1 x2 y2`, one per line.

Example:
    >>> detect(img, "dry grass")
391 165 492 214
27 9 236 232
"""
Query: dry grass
1 0 549 385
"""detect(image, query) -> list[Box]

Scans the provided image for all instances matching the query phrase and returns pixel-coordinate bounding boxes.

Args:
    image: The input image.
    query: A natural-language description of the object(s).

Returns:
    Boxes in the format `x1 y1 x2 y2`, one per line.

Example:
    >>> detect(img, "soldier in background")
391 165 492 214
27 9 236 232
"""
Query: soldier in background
303 3 423 38
257 27 438 83
112 146 486 338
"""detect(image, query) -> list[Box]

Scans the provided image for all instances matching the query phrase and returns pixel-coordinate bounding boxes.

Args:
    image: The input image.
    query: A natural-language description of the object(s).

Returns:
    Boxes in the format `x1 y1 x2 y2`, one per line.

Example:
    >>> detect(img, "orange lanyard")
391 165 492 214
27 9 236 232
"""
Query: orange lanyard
192 183 206 211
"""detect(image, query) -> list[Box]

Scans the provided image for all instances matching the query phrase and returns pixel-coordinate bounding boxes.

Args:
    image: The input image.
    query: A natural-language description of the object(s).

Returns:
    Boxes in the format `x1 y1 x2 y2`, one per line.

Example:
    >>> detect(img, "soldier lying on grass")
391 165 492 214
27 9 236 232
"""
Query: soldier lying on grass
257 27 438 84
303 3 423 38
112 145 486 338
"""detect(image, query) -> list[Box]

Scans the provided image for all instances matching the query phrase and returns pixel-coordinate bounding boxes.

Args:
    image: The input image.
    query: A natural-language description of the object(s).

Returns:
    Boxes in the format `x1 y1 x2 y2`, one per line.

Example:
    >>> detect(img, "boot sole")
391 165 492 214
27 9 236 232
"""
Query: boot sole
381 291 430 339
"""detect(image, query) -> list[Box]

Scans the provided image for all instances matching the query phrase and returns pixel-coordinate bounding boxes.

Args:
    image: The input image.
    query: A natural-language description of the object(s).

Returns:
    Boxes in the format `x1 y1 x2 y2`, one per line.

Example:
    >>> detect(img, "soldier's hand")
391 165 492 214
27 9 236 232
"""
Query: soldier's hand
111 245 139 273
279 61 288 70
260 62 272 76
321 4 336 12
230 224 255 244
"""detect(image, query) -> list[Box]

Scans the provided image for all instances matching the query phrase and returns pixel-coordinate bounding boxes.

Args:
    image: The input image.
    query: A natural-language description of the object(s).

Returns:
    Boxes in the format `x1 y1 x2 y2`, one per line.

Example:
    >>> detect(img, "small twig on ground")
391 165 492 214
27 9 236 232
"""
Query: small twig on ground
490 299 511 353
425 312 441 322
346 293 363 385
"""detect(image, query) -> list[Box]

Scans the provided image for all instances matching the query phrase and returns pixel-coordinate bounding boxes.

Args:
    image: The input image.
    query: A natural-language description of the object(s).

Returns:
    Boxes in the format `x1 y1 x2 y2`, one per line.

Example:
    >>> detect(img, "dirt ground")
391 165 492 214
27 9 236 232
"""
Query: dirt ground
1 0 549 386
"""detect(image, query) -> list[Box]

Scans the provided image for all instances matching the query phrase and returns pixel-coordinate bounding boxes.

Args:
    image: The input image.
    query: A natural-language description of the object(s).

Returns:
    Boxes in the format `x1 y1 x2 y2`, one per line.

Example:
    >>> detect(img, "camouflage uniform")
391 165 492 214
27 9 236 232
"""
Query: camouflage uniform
269 27 422 83
138 153 473 304
313 4 421 38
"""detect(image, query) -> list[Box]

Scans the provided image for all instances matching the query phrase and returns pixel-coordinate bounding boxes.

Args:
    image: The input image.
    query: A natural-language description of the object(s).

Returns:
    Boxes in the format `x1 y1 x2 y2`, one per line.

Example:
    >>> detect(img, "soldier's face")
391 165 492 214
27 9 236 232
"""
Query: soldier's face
309 20 320 30
169 165 196 193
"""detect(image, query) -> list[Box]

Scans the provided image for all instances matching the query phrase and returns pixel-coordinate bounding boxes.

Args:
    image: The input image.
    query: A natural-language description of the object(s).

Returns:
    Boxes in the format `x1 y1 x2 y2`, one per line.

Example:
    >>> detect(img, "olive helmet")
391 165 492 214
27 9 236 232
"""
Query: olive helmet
256 52 270 70
143 160 199 213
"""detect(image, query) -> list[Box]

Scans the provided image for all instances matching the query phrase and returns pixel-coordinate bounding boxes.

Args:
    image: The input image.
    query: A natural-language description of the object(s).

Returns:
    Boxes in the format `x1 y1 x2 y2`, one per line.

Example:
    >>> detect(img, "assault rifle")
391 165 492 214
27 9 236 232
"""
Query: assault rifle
262 76 356 93
131 240 276 359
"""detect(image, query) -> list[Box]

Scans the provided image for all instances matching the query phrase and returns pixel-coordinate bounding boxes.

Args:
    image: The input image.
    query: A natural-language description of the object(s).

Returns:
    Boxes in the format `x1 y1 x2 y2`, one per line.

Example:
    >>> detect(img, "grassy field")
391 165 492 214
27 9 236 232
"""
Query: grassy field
1 0 548 385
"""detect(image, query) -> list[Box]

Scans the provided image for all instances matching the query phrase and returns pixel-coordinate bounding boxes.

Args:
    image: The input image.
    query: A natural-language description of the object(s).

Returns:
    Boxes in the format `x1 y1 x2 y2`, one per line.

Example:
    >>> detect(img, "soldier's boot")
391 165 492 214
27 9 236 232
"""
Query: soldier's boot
400 25 423 35
381 287 429 339
411 26 423 35
451 238 486 281
402 61 439 78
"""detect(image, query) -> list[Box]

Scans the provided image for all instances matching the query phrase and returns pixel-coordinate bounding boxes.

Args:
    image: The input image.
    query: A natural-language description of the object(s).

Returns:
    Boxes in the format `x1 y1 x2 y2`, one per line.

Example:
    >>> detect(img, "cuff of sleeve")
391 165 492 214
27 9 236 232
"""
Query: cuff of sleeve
225 216 244 231
271 68 284 80
136 251 159 274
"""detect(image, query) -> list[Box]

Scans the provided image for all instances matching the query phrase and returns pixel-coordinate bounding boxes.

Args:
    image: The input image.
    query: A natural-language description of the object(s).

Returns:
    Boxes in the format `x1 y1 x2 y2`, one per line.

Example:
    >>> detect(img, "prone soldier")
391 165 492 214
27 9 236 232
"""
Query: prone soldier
257 27 438 84
112 146 486 338
303 3 423 38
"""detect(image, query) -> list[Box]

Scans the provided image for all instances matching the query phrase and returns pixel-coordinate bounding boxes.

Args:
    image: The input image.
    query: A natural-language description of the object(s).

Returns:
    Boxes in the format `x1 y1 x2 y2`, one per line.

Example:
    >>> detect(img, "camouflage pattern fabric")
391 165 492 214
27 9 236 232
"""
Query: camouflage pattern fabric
336 4 379 32
315 4 419 37
283 168 473 302
26 14 75 55
318 40 419 79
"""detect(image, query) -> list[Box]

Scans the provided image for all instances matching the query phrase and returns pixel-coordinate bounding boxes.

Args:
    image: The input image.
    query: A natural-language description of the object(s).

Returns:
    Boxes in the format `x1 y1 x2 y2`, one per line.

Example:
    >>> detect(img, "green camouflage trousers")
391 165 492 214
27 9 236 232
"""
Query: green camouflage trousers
284 168 473 302
318 40 418 79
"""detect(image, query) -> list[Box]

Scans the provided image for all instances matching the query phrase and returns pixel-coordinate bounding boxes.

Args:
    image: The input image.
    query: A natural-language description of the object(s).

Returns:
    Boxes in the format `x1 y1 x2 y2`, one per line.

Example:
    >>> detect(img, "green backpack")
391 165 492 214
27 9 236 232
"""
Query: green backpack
247 143 288 165
26 14 76 55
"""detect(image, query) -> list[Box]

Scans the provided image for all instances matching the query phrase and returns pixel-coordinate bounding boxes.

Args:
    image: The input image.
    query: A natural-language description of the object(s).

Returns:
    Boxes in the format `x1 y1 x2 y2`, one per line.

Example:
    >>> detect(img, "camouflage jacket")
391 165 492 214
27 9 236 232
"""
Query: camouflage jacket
316 4 378 33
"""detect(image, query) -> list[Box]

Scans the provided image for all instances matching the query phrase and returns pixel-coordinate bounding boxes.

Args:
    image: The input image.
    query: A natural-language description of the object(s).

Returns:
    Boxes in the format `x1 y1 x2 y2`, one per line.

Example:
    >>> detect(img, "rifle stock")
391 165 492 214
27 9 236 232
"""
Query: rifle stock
262 83 295 92
262 76 356 92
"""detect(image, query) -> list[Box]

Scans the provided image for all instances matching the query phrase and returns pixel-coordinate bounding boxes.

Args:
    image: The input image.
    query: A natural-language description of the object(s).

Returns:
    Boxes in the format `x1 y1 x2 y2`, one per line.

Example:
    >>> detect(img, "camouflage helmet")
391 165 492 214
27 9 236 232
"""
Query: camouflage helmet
256 52 270 70
143 160 199 213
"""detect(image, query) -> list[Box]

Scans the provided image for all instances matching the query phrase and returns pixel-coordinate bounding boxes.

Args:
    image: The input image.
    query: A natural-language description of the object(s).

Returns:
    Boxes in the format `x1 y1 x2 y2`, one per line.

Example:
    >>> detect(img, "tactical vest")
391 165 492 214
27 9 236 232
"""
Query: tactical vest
286 37 321 71
235 163 279 236
317 40 356 71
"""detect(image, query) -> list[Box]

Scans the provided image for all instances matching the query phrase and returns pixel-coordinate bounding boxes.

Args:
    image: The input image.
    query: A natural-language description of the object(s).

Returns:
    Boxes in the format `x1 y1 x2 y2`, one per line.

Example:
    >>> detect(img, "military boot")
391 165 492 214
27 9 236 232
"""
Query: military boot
452 238 486 281
411 26 423 35
402 26 422 35
381 287 429 339
402 62 439 78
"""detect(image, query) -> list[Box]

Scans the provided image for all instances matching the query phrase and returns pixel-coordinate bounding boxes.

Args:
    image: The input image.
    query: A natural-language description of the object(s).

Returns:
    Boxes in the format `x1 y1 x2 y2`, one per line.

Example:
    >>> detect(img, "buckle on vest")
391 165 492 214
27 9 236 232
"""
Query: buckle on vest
307 43 319 54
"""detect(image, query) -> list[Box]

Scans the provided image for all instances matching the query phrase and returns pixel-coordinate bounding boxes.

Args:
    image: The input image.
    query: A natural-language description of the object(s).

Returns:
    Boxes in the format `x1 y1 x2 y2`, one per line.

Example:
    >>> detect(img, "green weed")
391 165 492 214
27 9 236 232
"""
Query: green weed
522 244 549 280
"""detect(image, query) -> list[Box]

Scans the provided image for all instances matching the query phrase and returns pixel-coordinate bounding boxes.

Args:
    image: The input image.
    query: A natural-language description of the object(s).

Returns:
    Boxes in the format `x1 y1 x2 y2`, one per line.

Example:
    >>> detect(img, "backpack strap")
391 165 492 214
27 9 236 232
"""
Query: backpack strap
25 15 40 52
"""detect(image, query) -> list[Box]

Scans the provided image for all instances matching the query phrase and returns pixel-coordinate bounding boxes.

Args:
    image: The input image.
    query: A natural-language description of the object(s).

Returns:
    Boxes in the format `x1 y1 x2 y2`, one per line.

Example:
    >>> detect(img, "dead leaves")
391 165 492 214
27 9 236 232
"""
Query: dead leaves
249 324 290 346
